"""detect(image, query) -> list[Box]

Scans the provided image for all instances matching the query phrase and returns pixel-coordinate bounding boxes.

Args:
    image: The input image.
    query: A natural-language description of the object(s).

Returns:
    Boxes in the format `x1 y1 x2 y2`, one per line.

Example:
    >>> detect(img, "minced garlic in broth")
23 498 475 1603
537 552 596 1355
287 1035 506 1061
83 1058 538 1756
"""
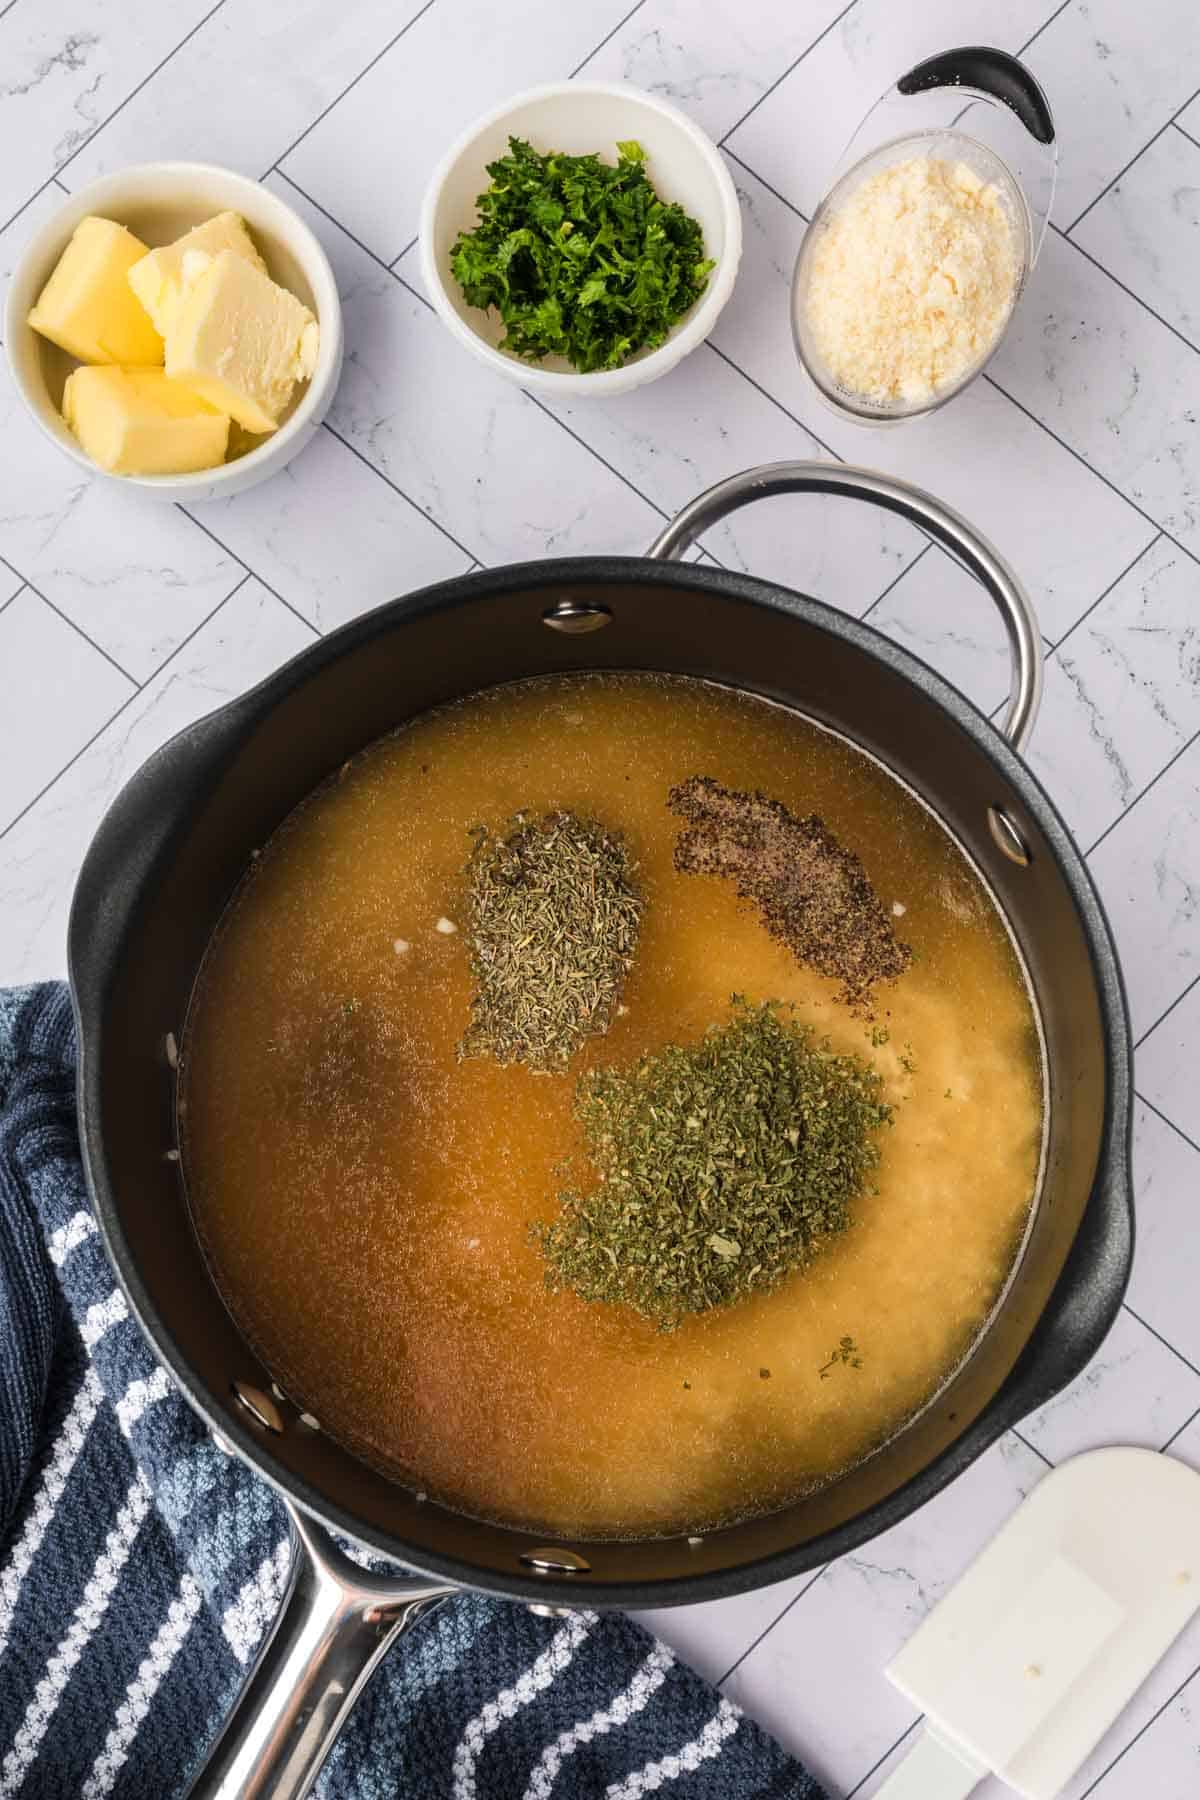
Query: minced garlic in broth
181 673 1043 1538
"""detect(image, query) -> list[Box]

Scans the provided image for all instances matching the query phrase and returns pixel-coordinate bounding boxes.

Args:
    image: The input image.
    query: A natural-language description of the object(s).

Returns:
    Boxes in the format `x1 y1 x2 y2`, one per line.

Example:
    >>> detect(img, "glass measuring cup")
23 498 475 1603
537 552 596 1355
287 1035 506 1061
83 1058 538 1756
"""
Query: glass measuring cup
791 47 1057 425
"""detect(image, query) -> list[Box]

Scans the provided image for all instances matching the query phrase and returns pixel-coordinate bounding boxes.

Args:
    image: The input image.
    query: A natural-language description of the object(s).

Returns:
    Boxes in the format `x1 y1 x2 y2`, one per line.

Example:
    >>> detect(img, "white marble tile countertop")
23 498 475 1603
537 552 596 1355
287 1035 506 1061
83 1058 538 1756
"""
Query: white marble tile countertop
1 1 1199 1795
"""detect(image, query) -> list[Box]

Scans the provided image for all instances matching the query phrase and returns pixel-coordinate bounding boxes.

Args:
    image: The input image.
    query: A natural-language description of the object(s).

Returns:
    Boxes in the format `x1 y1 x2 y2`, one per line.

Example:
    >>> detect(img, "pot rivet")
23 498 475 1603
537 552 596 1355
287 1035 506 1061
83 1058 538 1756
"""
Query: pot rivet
519 1547 592 1575
542 599 613 634
231 1380 284 1434
527 1603 575 1618
987 805 1032 867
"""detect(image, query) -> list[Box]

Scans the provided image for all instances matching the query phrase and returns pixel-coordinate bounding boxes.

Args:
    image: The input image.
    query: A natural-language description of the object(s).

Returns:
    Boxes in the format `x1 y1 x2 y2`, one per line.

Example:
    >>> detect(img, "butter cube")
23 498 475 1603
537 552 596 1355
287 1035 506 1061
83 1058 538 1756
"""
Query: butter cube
166 249 319 434
62 366 230 475
128 211 266 339
28 217 165 366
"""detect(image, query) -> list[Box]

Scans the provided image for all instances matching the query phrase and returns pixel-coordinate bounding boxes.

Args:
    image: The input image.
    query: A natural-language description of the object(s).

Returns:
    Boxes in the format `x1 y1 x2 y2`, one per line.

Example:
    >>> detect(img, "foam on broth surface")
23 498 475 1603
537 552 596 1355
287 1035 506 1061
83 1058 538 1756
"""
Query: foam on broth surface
181 673 1043 1537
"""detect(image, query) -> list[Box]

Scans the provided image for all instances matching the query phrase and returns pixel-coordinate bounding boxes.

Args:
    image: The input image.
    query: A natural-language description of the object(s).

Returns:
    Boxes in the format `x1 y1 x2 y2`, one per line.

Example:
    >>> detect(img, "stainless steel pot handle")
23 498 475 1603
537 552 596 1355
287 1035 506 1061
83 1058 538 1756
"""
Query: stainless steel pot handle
188 1496 456 1800
646 461 1043 753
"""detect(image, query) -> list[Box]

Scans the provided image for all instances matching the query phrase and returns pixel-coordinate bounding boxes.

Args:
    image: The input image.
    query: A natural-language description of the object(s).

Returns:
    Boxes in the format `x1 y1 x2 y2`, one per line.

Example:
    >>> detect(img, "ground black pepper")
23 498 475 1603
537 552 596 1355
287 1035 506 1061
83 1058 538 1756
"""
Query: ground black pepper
668 776 912 1011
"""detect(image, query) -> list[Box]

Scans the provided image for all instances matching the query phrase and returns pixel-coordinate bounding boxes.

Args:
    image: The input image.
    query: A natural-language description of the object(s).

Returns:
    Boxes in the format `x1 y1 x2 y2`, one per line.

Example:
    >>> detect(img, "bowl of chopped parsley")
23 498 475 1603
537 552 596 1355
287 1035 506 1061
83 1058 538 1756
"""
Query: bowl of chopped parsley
419 82 742 396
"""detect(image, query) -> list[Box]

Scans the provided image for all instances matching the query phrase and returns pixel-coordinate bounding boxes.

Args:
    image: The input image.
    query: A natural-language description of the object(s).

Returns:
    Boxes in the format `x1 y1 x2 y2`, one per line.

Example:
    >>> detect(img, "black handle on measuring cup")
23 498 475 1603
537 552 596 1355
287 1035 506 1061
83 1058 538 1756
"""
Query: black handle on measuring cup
897 46 1055 145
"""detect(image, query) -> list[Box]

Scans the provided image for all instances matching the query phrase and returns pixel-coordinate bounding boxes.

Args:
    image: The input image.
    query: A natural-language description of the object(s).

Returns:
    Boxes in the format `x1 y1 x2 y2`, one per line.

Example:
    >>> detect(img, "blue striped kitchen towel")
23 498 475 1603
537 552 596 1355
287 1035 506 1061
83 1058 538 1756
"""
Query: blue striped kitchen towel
0 983 822 1800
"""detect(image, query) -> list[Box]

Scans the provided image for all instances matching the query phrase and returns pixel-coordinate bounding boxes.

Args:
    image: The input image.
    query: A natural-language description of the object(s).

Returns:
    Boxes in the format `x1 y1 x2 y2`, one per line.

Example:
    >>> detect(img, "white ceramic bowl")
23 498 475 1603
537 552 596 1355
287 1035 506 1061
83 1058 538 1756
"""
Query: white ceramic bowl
419 82 742 398
4 162 343 501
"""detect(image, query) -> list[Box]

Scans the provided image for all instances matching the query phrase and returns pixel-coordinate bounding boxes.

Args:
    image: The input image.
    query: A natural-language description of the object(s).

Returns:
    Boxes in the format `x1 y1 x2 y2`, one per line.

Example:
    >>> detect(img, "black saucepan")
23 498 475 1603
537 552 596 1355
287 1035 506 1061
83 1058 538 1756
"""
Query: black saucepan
67 464 1133 1799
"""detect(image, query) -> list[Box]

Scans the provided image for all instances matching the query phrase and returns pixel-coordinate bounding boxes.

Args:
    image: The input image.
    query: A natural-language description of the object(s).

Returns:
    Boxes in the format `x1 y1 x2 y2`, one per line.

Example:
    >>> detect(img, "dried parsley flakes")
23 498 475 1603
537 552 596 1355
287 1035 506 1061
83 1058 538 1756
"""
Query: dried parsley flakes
459 810 642 1072
449 137 715 373
819 1335 863 1378
534 997 893 1328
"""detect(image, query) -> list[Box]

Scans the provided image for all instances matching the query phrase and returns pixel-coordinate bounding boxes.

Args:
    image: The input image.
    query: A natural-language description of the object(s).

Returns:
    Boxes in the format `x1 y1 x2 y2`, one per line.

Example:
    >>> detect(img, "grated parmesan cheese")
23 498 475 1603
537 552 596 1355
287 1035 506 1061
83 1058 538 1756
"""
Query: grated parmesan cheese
805 155 1018 408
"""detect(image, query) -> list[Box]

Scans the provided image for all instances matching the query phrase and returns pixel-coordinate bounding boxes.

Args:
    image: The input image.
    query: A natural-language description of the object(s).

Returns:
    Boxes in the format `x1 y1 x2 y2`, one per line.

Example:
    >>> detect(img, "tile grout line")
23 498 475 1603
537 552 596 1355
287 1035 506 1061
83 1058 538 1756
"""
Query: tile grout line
859 541 934 623
19 27 1187 790
723 144 810 223
715 1564 829 1688
0 173 60 241
523 391 673 526
275 0 658 263
1132 967 1200 1056
723 132 1200 588
1161 1402 1200 1454
718 0 858 148
387 261 678 530
568 0 649 78
0 554 139 685
320 419 481 566
291 133 1173 626
703 339 940 573
1123 1303 1200 1384
13 585 138 687
0 572 252 848
1010 1426 1054 1470
705 341 837 460
390 235 417 270
845 1716 924 1800
1136 1088 1200 1160
982 372 1200 575
1066 83 1200 236
275 166 691 539
261 0 644 199
4 14 1197 1785
264 0 441 180
1176 119 1200 155
15 169 1178 813
271 167 402 281
1015 0 1073 55
730 143 1200 477
1044 532 1163 656
54 0 233 186
176 507 322 637
706 329 1043 655
1052 222 1200 358
1084 721 1200 864
723 137 1200 583
0 0 23 21
1079 1655 1200 1797
0 23 1194 1792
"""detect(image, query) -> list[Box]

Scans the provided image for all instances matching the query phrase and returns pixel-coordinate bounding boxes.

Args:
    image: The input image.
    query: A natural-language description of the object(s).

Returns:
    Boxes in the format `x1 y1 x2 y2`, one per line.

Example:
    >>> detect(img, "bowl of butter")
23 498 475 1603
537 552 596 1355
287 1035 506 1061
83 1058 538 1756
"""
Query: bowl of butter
4 162 342 499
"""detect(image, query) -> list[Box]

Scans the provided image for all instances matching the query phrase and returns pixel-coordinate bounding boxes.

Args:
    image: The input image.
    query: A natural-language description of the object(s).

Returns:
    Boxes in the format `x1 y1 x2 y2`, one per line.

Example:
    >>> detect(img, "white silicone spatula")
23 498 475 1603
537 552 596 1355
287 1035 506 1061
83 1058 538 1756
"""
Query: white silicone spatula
875 1448 1200 1800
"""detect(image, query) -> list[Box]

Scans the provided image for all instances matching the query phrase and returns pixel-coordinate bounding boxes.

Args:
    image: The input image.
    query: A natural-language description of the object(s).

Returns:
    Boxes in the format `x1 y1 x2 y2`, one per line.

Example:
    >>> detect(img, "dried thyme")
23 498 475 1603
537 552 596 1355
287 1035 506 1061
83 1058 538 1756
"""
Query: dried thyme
459 810 642 1071
533 997 893 1328
668 776 912 1012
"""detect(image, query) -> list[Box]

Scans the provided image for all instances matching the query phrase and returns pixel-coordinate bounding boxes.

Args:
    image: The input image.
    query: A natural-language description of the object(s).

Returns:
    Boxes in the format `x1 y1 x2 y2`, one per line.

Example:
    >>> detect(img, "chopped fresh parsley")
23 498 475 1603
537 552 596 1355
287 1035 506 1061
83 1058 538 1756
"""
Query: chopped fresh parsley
449 137 715 374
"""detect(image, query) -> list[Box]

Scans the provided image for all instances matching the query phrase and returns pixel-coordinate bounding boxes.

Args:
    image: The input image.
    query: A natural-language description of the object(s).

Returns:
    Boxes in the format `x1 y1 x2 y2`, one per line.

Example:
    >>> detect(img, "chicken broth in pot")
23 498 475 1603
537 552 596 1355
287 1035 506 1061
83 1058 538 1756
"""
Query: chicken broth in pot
181 672 1043 1539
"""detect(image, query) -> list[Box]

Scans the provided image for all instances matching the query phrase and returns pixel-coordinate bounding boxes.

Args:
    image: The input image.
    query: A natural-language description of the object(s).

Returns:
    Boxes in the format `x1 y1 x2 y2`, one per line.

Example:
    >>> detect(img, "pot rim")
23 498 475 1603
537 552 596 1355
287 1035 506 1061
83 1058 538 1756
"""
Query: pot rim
69 553 1134 1610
